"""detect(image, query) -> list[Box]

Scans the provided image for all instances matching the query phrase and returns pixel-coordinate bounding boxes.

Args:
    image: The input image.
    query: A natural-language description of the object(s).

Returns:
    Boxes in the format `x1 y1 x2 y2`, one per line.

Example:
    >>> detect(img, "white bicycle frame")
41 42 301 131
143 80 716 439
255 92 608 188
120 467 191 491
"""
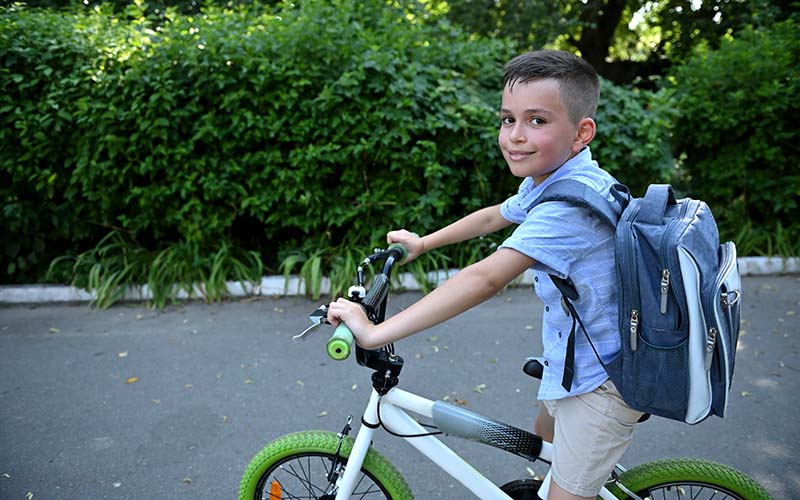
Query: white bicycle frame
335 386 620 500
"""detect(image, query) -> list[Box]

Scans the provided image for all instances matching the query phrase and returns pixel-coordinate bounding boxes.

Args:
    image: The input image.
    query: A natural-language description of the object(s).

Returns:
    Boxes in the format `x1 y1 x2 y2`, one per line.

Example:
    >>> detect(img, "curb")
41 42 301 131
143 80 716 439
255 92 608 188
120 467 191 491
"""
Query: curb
1 257 798 305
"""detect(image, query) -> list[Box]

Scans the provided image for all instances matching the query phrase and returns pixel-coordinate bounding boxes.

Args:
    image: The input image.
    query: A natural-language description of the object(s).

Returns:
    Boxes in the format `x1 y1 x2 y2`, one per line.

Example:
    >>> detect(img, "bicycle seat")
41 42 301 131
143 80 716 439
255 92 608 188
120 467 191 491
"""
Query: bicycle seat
523 359 544 380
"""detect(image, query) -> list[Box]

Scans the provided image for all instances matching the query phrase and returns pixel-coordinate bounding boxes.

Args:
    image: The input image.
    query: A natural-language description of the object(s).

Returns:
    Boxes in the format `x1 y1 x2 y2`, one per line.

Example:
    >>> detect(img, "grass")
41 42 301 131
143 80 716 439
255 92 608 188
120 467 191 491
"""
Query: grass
46 219 798 309
48 231 263 309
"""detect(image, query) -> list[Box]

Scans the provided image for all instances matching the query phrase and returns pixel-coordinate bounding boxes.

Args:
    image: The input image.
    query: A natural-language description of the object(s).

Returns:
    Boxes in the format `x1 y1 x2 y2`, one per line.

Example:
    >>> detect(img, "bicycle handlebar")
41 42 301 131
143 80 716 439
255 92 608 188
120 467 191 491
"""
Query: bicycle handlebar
324 242 408 361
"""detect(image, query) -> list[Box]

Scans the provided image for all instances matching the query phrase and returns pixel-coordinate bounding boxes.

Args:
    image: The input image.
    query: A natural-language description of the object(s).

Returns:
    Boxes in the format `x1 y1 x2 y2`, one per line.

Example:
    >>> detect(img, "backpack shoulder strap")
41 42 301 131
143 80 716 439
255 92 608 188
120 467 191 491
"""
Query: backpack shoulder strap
524 179 627 229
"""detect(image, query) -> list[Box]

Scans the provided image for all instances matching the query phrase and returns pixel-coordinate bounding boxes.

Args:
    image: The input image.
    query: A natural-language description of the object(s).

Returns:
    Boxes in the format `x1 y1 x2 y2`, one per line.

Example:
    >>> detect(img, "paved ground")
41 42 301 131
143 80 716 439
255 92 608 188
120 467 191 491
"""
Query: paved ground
1 275 798 500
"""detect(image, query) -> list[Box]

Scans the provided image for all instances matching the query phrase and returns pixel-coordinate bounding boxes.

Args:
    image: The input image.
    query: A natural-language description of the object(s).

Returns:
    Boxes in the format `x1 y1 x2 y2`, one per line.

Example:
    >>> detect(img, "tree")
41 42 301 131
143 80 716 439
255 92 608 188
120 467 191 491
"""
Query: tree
445 0 792 84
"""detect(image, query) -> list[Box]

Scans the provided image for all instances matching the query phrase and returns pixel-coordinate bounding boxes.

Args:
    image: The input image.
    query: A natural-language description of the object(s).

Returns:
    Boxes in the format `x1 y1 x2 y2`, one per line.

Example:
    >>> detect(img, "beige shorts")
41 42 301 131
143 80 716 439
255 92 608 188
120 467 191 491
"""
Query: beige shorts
540 380 644 497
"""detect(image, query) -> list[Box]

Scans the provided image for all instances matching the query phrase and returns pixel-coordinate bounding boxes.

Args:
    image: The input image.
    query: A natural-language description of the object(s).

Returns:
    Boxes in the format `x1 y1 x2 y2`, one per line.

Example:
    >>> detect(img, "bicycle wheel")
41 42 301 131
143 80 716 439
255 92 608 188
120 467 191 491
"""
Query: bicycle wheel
239 430 414 500
609 457 772 500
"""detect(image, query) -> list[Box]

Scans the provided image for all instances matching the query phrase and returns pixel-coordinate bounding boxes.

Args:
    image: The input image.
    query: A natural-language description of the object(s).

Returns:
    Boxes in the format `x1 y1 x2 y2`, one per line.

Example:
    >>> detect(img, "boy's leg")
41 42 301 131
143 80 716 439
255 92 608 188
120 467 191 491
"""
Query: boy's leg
534 403 555 442
542 380 643 499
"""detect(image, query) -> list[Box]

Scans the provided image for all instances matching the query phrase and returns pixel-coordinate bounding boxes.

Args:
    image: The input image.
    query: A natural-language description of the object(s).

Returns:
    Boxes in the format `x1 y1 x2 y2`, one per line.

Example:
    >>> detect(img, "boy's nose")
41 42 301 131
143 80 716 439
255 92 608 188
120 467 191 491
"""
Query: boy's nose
510 125 526 142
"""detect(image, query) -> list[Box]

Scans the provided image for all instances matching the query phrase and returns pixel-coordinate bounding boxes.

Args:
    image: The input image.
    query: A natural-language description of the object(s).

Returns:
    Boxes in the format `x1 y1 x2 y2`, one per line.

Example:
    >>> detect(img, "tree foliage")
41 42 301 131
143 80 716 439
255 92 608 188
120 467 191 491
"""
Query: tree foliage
446 0 793 84
665 19 800 253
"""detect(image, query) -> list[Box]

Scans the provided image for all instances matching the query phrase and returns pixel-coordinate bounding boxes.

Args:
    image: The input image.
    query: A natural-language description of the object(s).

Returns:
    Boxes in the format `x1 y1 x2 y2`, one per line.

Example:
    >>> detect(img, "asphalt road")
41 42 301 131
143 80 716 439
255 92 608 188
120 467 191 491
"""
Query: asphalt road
1 275 798 500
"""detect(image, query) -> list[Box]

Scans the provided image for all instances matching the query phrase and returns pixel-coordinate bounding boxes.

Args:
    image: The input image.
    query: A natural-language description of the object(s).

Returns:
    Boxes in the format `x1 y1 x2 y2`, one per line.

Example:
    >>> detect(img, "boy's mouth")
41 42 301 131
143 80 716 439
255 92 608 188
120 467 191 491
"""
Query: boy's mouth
507 149 534 161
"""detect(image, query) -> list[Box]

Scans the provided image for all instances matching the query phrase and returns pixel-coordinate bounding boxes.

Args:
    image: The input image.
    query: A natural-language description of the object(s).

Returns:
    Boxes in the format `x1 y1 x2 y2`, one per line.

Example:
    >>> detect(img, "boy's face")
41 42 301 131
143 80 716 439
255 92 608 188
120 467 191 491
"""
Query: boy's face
498 78 586 184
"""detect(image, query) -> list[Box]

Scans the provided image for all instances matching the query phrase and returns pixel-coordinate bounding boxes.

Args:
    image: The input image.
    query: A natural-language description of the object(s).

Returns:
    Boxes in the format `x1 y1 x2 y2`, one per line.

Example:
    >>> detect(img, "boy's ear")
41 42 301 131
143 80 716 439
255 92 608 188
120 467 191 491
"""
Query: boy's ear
572 117 596 152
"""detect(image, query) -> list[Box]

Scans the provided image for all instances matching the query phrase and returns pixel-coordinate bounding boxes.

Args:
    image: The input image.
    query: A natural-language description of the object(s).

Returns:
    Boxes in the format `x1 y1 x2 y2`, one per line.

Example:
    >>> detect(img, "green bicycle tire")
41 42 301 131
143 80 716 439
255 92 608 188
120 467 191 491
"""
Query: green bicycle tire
608 457 773 500
239 430 414 500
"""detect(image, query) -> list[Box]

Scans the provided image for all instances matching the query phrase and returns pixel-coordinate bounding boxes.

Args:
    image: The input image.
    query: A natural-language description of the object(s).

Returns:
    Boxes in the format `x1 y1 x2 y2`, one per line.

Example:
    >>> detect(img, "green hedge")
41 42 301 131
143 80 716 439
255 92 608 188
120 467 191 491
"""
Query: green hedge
665 19 799 255
1 1 677 298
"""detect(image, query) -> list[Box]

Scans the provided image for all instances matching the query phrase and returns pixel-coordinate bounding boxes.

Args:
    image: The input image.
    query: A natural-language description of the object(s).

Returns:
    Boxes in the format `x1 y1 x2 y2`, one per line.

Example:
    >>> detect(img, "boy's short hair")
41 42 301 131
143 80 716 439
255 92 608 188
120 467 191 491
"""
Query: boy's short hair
503 50 600 123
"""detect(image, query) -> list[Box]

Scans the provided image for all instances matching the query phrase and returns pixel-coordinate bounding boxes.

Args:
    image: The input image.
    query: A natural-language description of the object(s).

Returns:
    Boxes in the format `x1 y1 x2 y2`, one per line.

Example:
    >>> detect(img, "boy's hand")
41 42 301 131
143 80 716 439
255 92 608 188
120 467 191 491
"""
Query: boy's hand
386 229 423 264
327 298 378 348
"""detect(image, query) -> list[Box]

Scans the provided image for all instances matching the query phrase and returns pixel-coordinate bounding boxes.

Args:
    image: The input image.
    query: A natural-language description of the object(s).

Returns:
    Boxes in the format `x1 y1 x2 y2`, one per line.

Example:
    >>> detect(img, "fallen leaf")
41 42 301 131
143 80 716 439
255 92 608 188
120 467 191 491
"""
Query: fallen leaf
222 415 229 423
317 411 328 417
117 352 128 358
296 379 305 386
1 473 10 479
351 384 358 391
473 384 487 393
244 379 254 385
216 373 224 380
26 492 33 500
787 311 796 316
740 391 750 397
136 314 143 320
489 358 498 364
428 336 439 342
126 377 139 384
274 307 285 313
525 325 534 331
152 399 161 404
415 353 423 359
185 384 193 389
182 477 192 484
49 327 60 334
454 398 468 406
432 345 439 353
113 482 122 488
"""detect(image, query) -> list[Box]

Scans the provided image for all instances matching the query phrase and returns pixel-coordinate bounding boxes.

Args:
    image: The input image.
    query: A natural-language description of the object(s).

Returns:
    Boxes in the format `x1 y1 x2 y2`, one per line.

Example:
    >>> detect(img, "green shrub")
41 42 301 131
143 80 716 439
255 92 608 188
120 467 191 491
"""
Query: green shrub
594 79 676 196
1 1 516 298
664 19 800 252
1 1 691 303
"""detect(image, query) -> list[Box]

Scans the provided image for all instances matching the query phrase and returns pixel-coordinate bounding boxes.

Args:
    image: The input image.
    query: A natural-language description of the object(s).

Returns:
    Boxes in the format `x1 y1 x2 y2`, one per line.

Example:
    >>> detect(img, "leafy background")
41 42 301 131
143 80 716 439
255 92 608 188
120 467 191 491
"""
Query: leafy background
1 0 798 306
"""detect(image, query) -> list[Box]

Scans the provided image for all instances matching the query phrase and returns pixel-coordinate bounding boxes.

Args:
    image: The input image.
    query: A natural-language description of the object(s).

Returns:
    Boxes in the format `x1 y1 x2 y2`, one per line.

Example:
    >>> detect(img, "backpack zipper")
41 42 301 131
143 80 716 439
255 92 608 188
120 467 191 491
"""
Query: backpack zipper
705 327 717 370
658 201 691 318
660 269 670 314
630 309 639 351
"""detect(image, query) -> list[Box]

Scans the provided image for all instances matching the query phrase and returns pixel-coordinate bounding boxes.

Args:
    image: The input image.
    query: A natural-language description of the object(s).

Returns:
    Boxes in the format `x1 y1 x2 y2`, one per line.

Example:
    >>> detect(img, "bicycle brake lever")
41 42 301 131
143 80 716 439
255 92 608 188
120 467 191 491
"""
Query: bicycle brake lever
292 305 331 343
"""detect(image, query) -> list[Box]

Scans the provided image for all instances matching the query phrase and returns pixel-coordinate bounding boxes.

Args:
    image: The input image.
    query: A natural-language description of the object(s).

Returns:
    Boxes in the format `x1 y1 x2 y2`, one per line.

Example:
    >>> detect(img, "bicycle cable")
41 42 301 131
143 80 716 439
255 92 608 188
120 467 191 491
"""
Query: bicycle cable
376 396 442 438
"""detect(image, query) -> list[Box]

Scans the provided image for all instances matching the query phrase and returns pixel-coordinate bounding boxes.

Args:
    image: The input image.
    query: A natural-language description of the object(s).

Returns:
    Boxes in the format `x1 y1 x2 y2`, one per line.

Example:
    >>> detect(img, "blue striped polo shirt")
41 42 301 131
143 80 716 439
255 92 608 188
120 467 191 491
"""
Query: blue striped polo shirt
499 147 620 400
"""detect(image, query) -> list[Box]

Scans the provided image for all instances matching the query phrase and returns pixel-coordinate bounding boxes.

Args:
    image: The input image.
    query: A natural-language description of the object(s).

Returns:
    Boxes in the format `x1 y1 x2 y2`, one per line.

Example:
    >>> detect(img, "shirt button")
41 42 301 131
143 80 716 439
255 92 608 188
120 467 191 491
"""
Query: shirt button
544 360 549 366
558 331 562 338
545 306 550 312
534 276 539 283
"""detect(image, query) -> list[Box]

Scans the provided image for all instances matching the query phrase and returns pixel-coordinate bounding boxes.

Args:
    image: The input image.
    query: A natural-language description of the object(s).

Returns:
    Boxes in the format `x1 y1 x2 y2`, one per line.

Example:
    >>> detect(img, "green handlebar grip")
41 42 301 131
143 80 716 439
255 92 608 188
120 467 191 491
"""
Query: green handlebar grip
327 324 355 360
387 242 408 262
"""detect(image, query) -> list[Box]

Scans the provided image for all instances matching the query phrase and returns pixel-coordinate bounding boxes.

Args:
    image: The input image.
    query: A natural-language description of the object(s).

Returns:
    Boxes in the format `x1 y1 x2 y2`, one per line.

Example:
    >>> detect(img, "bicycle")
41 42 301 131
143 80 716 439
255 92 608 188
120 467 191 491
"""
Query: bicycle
239 243 772 500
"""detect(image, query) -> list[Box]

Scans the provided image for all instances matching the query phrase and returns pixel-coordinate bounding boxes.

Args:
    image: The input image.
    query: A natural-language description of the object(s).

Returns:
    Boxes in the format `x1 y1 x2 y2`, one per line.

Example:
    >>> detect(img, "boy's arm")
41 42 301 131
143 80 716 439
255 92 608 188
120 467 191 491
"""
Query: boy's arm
388 204 511 263
327 247 534 349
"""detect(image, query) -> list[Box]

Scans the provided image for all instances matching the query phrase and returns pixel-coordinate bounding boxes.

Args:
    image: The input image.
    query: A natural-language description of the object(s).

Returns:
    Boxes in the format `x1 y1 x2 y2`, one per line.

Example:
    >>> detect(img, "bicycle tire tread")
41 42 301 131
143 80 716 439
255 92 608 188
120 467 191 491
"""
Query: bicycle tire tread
612 457 772 500
239 430 414 500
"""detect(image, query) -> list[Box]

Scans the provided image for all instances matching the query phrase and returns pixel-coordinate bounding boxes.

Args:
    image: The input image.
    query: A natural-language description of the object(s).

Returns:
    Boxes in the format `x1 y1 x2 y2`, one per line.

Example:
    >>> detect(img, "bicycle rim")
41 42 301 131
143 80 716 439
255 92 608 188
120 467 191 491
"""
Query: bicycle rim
254 451 392 499
636 480 751 499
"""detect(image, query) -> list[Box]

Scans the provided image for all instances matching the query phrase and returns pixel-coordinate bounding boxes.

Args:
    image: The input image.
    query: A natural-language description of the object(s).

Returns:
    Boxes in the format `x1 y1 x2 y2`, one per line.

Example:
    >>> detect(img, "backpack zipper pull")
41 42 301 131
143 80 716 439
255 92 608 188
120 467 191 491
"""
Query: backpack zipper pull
660 269 670 314
705 327 717 370
630 309 639 351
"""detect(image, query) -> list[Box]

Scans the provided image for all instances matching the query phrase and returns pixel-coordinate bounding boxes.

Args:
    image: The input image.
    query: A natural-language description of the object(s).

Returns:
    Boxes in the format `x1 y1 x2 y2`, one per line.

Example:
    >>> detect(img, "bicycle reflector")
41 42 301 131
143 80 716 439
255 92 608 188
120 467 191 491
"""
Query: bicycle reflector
270 480 281 498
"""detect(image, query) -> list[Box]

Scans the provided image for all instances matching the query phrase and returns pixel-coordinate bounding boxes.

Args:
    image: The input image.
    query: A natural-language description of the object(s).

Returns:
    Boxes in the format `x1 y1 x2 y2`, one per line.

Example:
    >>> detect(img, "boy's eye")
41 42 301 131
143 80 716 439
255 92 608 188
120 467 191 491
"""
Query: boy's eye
501 116 514 125
529 117 546 126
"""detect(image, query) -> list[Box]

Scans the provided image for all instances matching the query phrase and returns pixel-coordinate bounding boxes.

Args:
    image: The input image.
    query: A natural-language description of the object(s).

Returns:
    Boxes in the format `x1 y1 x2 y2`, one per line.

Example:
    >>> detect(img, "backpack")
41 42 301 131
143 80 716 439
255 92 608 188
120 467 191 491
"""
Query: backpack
530 180 742 424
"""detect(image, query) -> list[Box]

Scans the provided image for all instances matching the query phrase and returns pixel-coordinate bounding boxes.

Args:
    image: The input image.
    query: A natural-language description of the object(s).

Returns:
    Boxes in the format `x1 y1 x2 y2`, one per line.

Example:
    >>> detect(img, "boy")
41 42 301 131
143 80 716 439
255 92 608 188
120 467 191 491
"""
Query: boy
327 50 643 500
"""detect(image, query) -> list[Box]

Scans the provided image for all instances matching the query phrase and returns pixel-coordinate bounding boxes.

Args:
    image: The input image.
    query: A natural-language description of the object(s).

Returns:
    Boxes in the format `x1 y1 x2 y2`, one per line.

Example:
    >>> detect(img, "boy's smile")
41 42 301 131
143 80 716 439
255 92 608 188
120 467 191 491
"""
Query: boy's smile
498 78 588 184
